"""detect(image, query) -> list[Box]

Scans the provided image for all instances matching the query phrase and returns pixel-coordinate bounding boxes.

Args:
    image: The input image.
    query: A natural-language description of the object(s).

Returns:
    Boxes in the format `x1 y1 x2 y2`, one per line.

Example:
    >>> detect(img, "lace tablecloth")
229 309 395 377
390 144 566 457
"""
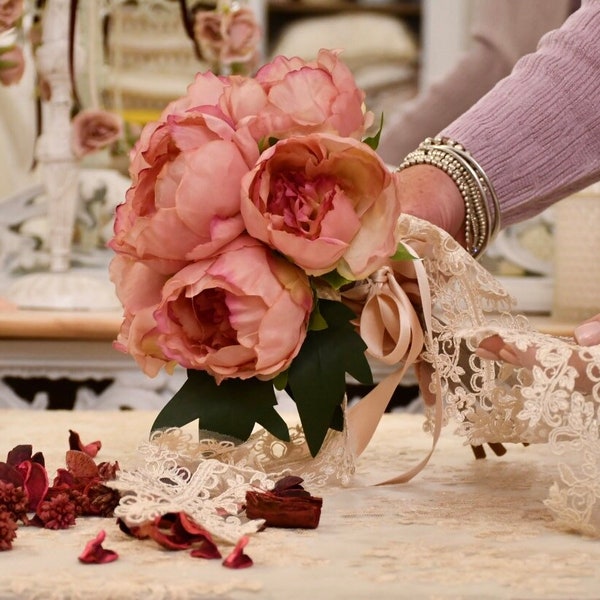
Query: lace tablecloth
2 409 600 600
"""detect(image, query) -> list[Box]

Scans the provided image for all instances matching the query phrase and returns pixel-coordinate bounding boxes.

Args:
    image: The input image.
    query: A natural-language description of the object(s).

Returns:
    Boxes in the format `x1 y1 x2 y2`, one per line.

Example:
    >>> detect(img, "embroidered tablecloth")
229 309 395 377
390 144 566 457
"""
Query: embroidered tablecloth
1 409 600 600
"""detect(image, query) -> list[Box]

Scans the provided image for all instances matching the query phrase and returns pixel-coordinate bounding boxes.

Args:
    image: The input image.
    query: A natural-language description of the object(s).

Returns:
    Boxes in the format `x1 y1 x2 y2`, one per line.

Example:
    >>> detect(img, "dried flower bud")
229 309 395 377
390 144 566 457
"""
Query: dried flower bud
0 480 28 523
0 510 17 551
36 492 77 530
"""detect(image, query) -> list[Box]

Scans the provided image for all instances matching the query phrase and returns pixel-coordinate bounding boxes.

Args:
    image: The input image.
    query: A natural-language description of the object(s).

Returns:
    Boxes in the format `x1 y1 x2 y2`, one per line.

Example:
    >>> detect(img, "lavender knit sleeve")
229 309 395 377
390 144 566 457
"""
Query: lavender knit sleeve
441 0 600 228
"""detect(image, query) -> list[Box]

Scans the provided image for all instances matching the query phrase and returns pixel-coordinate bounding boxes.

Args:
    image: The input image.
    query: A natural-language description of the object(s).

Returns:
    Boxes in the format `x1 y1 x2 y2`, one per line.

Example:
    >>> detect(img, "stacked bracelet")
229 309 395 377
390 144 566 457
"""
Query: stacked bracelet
398 137 500 258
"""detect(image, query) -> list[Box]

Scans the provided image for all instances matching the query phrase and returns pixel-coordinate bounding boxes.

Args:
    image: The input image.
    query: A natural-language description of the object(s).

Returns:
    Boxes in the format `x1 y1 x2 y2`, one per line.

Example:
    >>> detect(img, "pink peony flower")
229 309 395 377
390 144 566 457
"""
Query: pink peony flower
0 44 24 86
251 49 373 141
0 0 23 31
152 236 313 382
70 109 123 158
241 133 402 280
110 86 261 275
109 255 176 377
194 7 261 70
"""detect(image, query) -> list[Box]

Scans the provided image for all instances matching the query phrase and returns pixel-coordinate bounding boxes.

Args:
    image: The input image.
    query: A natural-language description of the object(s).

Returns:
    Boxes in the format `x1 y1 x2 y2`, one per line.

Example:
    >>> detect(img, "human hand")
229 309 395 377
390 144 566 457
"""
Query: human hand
396 165 466 247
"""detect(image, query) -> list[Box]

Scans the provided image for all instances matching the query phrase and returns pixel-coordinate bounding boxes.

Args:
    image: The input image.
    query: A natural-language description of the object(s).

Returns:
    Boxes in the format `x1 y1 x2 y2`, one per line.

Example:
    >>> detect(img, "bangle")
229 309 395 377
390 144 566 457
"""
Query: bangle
398 137 500 258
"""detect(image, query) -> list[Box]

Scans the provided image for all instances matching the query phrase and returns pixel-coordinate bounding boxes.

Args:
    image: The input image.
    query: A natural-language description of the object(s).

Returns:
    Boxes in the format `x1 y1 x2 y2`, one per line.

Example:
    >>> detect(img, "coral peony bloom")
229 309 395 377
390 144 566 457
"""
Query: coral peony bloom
194 7 261 69
241 133 402 280
0 0 23 31
109 256 176 376
252 49 372 141
153 237 313 382
110 93 260 275
0 44 24 86
70 109 123 158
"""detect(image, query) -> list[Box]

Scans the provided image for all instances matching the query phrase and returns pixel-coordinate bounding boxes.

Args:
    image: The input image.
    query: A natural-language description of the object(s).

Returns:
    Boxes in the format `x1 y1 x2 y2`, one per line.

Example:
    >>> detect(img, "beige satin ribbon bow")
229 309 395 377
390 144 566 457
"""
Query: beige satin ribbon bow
345 243 444 484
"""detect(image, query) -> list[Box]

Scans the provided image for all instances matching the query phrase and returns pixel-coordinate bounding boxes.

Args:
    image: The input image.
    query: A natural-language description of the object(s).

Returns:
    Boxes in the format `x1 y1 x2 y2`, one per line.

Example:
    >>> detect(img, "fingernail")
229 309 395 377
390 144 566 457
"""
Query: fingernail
498 347 520 365
574 321 600 346
475 348 500 361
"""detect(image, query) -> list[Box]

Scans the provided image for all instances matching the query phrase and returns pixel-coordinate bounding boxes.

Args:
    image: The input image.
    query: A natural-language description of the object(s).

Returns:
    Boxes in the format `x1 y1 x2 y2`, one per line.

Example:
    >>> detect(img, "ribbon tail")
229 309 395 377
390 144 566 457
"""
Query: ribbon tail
347 363 409 458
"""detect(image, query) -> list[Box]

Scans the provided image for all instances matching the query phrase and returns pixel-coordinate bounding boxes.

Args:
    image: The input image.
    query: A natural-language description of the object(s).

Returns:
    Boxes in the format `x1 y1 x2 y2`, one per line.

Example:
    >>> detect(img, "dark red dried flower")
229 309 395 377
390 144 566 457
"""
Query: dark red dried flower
222 536 253 569
84 482 121 517
0 511 18 551
78 530 118 564
68 430 102 458
118 512 222 557
245 477 322 529
0 480 28 523
35 492 77 530
97 461 120 481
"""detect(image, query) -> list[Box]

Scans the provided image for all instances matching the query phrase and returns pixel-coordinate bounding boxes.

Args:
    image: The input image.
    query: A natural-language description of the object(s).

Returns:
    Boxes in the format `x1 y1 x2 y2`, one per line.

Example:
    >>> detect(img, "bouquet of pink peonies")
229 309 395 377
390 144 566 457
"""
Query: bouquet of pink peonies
109 49 409 456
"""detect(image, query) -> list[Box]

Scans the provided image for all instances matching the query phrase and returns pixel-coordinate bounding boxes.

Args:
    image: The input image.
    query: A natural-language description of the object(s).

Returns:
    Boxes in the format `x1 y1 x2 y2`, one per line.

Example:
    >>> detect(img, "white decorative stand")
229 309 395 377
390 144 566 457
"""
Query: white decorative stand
5 0 119 311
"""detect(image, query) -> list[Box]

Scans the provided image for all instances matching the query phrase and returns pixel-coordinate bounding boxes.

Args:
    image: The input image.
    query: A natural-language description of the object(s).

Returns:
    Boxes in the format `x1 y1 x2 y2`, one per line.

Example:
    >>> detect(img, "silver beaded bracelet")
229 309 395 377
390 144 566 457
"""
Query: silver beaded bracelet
398 137 500 258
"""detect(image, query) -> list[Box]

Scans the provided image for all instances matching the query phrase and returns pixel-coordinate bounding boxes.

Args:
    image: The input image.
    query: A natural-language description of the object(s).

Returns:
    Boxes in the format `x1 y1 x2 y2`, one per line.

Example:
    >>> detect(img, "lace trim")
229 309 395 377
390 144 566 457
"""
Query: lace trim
394 216 600 537
112 423 354 543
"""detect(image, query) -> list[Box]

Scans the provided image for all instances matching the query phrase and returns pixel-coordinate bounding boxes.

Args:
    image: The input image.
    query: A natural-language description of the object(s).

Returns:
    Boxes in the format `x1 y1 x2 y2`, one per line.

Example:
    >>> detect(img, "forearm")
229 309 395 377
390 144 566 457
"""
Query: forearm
442 0 600 227
378 42 511 166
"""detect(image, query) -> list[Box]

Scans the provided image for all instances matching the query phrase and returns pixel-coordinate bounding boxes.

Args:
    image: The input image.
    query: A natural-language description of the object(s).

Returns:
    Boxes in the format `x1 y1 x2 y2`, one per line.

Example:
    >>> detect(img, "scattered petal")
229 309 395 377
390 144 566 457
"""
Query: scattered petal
190 543 222 560
68 430 102 458
78 530 119 564
222 535 253 569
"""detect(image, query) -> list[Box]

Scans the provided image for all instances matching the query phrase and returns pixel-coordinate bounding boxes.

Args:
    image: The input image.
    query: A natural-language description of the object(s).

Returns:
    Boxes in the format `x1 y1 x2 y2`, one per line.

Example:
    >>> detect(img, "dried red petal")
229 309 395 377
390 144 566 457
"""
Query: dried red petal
222 536 253 569
0 462 24 488
6 445 33 467
16 460 49 512
65 450 99 480
78 530 118 564
190 542 222 560
245 489 322 529
68 430 102 458
144 512 221 553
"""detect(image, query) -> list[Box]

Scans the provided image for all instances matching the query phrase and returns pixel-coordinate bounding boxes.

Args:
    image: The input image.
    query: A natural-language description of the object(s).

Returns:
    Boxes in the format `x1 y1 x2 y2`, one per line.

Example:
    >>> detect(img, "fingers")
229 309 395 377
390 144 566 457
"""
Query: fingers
574 313 600 346
476 335 538 369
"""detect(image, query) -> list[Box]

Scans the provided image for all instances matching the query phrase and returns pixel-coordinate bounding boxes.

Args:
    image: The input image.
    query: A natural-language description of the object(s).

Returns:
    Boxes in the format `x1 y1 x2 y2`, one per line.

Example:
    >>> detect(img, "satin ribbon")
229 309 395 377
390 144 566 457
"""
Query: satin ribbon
345 242 443 485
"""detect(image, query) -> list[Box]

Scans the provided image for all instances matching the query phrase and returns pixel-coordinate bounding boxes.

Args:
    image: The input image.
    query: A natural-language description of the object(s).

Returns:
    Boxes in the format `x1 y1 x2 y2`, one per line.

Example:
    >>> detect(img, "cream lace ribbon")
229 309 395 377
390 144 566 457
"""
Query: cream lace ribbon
113 215 600 539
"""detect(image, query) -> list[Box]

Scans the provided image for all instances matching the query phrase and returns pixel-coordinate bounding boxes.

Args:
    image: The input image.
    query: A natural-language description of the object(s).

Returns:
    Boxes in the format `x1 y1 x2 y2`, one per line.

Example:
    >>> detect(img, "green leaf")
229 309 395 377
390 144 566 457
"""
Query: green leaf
273 370 288 391
152 370 290 443
390 242 418 262
317 270 353 291
287 300 373 456
308 305 328 331
258 136 279 153
362 113 384 150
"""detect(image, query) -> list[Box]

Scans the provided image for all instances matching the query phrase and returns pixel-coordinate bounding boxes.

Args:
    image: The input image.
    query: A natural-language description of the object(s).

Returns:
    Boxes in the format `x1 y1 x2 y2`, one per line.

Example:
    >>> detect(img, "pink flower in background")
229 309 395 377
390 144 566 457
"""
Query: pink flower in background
0 0 23 31
241 133 402 280
252 49 373 141
194 6 261 71
152 237 313 382
0 44 24 86
110 104 259 275
70 109 123 158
